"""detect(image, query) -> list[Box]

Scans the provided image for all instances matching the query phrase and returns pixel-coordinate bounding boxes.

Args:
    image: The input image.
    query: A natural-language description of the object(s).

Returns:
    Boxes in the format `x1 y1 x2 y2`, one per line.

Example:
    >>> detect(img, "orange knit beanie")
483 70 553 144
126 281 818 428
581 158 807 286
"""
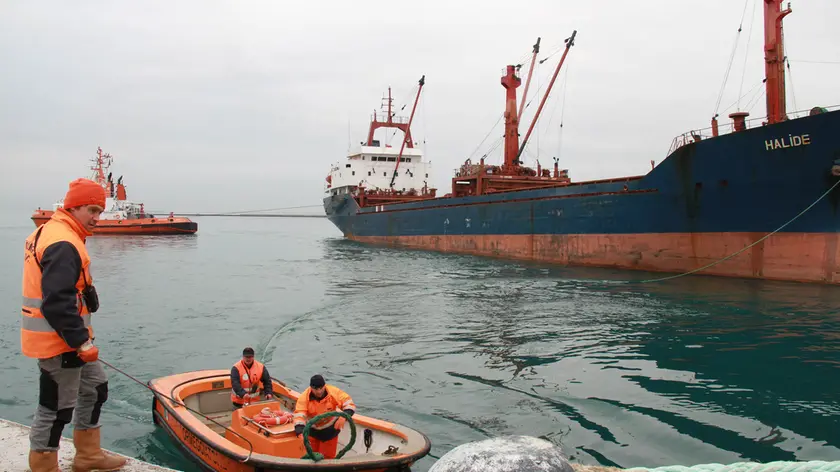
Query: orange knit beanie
63 178 106 209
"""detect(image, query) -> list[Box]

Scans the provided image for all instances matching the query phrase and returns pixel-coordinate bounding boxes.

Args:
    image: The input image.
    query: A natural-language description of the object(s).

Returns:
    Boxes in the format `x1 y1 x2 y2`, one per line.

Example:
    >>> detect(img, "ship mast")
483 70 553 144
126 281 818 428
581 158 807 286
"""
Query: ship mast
90 147 112 188
516 37 541 127
764 0 791 124
367 87 415 148
501 31 575 171
501 65 521 170
389 75 425 188
517 31 575 162
451 33 576 198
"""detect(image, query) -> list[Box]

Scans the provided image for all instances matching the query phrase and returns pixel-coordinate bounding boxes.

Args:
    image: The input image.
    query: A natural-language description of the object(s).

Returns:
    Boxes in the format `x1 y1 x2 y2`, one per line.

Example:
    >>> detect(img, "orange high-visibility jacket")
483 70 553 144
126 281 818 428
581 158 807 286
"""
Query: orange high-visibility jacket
294 385 356 430
21 209 94 359
230 359 269 404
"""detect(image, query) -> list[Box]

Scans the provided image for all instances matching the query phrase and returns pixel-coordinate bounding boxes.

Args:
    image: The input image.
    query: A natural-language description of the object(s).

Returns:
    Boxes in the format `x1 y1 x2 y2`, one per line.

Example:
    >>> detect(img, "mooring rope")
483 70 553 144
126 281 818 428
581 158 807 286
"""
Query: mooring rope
625 460 840 472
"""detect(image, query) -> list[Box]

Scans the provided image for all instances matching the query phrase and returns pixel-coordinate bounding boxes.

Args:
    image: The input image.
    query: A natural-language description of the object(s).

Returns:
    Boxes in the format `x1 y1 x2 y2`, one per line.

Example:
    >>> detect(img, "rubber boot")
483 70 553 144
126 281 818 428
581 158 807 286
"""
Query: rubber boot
28 450 59 472
71 427 127 472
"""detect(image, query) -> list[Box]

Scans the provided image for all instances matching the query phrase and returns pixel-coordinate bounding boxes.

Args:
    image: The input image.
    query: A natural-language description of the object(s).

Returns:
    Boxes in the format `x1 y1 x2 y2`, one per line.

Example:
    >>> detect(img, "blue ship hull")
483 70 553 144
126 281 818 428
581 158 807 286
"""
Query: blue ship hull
324 110 840 284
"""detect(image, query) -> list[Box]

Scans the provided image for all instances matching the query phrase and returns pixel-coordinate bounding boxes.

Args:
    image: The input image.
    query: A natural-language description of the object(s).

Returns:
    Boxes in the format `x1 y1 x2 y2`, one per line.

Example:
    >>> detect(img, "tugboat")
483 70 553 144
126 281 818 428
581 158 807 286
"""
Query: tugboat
31 147 198 235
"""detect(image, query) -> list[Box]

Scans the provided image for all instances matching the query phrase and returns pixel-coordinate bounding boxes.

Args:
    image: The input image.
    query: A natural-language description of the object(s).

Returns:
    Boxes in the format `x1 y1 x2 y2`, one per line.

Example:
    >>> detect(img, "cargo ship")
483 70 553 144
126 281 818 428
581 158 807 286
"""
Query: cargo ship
324 0 840 285
32 147 198 235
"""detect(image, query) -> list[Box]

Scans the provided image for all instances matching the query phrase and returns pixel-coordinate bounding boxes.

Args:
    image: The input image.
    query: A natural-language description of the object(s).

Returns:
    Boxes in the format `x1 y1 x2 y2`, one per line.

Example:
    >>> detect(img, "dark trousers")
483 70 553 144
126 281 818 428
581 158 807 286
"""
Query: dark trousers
31 353 108 451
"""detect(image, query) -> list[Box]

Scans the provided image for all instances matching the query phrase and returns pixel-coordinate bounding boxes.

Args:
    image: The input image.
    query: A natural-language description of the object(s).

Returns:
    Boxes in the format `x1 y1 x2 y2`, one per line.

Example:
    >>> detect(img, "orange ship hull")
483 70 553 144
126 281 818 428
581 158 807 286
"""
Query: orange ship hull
350 232 840 284
32 210 197 235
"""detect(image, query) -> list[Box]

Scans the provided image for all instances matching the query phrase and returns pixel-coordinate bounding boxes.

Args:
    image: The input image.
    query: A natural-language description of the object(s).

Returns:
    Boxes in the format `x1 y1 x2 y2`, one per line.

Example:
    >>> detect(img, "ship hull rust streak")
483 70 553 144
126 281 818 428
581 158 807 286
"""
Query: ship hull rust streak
348 232 840 284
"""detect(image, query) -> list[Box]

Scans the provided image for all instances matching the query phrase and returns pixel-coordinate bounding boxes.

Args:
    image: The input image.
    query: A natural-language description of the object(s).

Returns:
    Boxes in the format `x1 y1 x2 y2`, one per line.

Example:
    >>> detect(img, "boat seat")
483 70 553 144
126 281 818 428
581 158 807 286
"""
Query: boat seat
182 388 237 436
197 389 234 414
198 412 232 436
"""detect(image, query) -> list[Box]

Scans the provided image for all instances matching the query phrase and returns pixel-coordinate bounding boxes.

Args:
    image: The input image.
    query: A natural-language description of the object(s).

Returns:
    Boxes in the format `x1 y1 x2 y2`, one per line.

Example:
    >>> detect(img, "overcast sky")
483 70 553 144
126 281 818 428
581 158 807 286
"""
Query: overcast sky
2 0 838 217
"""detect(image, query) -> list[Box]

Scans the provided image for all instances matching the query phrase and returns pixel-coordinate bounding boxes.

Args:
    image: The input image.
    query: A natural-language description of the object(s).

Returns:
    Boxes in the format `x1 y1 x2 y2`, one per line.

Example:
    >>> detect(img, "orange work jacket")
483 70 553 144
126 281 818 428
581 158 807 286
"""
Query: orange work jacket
21 209 94 359
231 359 266 404
294 385 356 430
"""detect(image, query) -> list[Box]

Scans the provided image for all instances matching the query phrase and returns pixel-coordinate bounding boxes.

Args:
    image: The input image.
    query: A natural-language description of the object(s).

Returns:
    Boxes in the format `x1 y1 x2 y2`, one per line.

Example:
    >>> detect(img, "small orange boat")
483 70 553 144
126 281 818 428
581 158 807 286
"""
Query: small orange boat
148 370 431 471
31 147 197 235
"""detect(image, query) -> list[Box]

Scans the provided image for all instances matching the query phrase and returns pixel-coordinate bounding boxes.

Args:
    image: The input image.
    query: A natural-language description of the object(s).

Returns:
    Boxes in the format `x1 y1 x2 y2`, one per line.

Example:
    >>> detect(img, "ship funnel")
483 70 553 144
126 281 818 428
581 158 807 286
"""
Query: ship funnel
729 111 749 132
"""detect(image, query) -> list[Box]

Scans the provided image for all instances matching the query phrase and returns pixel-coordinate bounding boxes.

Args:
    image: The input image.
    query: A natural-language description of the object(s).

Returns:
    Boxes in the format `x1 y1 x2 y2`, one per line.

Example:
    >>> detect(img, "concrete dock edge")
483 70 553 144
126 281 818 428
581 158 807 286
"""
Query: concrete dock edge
0 418 182 471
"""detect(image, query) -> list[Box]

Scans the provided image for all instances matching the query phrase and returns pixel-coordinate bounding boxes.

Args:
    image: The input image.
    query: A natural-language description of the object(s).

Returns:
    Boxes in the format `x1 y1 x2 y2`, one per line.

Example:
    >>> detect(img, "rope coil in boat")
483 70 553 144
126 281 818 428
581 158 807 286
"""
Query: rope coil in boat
300 410 357 462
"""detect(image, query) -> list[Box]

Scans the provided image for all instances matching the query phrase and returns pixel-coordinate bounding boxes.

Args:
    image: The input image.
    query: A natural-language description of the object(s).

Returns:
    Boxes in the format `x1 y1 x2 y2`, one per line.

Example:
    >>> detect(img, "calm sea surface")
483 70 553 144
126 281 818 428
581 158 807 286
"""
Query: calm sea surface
1 216 838 471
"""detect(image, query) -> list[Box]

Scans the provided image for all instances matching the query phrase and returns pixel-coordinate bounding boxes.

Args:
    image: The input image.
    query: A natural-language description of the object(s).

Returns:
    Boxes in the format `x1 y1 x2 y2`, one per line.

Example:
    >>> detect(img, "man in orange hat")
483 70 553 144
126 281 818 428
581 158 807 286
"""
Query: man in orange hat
21 178 127 472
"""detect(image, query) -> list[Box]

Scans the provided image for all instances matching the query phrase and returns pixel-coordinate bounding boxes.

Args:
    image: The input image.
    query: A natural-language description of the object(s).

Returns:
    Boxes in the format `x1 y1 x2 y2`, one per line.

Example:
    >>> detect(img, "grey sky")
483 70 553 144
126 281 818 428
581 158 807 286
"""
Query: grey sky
2 0 838 217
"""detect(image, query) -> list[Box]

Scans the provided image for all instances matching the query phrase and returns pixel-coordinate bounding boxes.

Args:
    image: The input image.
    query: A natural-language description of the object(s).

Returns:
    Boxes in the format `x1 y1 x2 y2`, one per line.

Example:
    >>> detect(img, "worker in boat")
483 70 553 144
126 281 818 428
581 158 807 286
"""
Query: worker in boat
230 347 274 409
21 178 127 472
293 375 356 459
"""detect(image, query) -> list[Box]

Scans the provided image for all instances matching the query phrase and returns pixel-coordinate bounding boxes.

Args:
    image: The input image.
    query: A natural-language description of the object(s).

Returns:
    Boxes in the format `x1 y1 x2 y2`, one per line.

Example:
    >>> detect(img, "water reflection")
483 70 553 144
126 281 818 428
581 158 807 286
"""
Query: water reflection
88 234 198 254
4 219 832 471
316 237 840 467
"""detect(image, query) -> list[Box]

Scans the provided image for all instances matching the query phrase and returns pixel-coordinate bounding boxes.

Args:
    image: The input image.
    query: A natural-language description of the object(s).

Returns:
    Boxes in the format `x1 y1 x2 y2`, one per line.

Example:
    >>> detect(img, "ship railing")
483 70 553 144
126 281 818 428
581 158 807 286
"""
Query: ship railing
370 112 409 124
666 104 840 156
667 131 715 155
454 164 486 177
